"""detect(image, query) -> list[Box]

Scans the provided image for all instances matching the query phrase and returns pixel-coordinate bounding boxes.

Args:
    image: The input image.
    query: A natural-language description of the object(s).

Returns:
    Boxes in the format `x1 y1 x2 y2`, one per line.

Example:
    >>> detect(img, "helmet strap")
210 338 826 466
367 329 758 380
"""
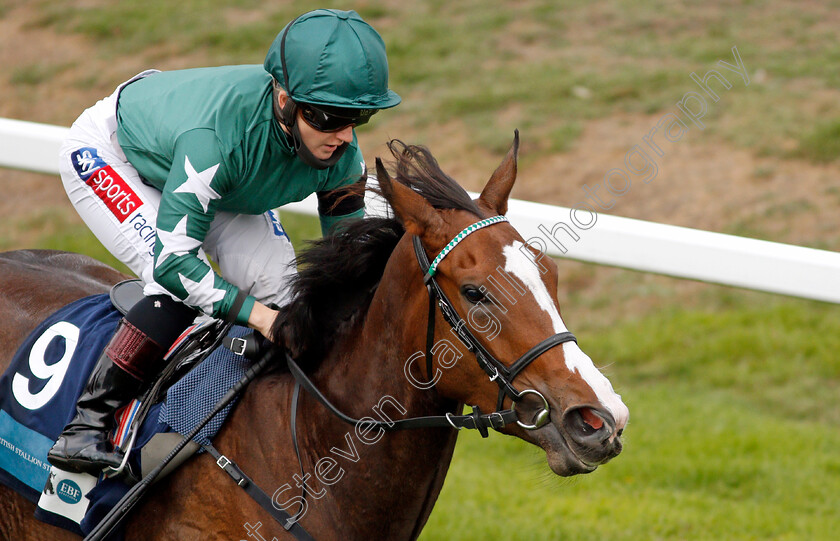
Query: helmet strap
275 88 297 128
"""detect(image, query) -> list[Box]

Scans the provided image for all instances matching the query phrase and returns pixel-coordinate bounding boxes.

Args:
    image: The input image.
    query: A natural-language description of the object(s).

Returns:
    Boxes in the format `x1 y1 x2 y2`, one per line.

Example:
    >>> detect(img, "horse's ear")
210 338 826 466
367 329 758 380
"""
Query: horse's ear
376 158 445 240
478 130 519 215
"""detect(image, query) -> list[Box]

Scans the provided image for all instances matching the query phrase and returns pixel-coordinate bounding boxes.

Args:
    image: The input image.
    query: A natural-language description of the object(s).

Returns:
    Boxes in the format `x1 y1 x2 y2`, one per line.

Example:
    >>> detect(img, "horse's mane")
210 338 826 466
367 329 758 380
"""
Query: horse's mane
271 140 482 366
385 140 482 217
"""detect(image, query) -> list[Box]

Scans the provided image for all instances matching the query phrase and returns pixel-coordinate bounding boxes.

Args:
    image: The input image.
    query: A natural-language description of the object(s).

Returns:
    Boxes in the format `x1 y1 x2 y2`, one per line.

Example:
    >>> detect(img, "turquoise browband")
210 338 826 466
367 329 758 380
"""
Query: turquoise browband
427 215 509 277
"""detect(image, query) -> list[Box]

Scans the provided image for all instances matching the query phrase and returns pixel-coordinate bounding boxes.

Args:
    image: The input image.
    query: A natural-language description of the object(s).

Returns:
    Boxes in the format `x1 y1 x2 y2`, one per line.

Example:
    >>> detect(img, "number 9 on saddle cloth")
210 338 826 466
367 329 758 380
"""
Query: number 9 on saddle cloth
0 279 263 537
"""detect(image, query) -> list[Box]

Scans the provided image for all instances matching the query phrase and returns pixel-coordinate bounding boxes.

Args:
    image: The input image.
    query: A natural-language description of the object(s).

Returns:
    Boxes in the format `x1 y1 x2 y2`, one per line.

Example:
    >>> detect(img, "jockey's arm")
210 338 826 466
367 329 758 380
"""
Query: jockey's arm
147 131 258 327
247 301 278 341
316 174 367 236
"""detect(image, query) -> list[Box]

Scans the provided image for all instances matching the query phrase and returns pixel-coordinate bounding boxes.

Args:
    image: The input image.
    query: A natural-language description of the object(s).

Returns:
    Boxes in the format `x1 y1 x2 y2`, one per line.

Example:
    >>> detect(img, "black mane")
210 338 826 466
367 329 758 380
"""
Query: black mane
272 217 403 363
272 140 481 365
384 140 483 216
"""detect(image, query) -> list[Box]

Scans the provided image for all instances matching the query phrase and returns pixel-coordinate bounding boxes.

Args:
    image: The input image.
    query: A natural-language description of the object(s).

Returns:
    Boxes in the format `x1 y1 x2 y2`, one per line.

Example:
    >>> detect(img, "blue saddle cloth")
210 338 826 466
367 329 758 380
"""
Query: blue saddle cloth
0 293 252 538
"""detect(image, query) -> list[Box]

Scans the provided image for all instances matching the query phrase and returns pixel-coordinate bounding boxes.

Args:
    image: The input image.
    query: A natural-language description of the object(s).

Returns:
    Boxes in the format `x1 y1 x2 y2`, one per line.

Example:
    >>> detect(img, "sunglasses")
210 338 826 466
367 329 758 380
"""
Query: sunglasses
298 102 377 132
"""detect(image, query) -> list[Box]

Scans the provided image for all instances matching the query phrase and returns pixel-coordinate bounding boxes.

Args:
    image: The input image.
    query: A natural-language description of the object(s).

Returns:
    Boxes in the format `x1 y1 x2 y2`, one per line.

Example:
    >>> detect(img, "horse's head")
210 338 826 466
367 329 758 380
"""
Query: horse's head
375 133 629 476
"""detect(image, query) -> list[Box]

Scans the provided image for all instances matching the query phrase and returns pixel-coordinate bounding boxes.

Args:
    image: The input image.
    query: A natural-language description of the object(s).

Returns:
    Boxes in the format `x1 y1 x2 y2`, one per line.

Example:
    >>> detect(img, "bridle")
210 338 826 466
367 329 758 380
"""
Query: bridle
412 215 578 432
281 214 578 437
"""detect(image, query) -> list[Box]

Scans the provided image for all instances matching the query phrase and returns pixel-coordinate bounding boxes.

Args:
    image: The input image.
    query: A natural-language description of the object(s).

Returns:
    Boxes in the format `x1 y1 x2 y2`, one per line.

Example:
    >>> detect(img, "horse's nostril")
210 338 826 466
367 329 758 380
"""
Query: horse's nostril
566 406 615 441
579 407 604 431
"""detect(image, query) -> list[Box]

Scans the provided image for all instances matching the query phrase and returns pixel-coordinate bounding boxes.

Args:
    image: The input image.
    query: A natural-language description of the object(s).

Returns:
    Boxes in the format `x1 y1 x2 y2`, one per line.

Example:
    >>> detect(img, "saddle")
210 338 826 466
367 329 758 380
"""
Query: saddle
107 280 237 481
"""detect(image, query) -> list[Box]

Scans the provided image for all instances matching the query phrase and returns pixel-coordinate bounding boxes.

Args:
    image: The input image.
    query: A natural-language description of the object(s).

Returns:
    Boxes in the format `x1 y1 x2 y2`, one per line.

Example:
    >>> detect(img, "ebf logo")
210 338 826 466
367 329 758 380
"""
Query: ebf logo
56 479 83 504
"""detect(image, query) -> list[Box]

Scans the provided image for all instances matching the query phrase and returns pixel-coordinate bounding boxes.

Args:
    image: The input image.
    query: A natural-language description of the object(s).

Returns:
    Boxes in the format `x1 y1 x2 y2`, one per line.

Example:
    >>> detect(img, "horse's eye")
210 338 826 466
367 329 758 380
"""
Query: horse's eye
461 285 485 304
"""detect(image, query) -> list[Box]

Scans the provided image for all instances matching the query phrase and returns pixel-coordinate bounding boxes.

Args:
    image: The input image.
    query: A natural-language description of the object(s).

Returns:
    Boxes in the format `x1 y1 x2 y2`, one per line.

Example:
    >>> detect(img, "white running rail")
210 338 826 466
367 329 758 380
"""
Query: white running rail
3 117 839 303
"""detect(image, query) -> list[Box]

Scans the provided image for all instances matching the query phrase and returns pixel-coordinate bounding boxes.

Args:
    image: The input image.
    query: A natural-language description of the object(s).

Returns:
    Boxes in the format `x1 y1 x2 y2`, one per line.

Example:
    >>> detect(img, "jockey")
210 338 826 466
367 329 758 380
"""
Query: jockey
48 9 400 475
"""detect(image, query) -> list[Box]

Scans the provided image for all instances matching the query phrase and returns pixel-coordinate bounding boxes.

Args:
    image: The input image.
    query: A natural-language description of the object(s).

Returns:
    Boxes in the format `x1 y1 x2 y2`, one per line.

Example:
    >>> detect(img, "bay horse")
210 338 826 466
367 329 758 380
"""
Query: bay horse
0 134 628 540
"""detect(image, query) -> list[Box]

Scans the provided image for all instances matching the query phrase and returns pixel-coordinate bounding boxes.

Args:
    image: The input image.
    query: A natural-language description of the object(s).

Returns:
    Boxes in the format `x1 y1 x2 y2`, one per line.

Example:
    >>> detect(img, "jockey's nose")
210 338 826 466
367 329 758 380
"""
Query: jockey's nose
335 125 354 143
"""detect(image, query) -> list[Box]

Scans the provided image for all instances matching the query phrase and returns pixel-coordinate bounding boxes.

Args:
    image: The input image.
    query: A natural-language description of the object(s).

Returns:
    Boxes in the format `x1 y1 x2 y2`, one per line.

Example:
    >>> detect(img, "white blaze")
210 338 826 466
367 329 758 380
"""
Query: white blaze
502 242 629 428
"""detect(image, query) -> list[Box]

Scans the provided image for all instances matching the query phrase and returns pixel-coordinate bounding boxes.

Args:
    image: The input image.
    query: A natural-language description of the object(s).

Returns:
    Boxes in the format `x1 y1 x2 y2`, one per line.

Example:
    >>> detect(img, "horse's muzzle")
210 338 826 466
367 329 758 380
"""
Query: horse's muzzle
562 406 623 467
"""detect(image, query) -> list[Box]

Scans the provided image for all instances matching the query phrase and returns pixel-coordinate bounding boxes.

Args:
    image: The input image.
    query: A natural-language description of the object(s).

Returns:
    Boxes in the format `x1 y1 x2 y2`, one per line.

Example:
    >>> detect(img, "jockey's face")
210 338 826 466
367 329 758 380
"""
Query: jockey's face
275 89 354 161
295 110 354 160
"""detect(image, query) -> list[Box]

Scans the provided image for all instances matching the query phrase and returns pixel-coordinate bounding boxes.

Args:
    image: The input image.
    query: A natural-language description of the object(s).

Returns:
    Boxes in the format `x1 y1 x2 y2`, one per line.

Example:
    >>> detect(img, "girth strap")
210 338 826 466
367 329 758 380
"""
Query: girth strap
204 443 315 541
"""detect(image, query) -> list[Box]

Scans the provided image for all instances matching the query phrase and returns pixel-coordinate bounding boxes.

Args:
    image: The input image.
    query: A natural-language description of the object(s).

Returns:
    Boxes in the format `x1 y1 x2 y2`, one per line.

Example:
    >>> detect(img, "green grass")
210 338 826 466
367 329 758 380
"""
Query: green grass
9 63 65 86
0 208 130 273
274 211 322 253
421 298 840 540
793 120 840 164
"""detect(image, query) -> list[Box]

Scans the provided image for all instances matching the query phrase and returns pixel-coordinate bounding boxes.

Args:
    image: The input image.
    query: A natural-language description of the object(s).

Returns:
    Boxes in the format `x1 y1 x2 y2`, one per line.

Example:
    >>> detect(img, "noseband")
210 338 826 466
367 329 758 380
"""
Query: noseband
412 215 577 432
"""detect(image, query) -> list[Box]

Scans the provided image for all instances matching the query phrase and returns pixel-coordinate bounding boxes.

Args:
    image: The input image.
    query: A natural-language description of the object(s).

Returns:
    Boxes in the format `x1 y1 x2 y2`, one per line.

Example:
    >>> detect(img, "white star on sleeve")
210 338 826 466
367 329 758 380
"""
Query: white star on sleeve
174 156 221 213
155 215 200 269
178 269 227 314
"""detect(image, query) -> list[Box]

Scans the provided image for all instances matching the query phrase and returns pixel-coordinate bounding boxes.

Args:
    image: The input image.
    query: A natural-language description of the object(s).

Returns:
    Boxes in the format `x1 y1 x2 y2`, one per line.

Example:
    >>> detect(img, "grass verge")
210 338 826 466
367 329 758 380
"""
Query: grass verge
421 298 840 540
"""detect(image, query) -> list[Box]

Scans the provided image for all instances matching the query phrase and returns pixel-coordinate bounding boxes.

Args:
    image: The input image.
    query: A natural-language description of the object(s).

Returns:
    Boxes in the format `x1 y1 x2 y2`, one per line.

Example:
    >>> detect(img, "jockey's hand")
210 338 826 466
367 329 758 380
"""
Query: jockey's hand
248 301 279 343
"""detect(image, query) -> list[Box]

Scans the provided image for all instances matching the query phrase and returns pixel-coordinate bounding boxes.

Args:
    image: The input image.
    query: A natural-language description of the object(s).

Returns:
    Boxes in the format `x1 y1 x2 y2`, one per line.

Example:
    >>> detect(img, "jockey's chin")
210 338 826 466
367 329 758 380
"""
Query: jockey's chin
297 121 354 160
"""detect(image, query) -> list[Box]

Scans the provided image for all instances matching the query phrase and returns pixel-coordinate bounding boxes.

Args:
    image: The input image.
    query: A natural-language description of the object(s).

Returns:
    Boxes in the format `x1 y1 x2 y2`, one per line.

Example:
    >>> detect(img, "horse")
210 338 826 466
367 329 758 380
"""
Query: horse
0 134 629 540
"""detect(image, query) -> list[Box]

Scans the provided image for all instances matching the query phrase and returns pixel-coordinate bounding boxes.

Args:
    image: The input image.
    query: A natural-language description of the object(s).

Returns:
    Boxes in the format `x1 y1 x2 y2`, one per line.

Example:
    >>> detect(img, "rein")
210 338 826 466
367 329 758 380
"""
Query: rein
285 352 517 436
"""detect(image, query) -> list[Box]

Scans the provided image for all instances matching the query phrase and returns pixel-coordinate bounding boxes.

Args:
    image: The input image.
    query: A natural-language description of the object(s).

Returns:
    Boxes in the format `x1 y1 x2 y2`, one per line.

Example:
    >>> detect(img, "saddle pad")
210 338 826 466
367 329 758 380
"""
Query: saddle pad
0 294 121 502
0 293 253 538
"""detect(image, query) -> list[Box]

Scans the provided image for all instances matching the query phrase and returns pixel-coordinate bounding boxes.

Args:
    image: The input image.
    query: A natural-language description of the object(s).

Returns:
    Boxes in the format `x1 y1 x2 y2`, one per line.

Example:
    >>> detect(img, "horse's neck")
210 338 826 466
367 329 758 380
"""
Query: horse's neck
231 241 460 539
322 236 453 419
301 241 460 538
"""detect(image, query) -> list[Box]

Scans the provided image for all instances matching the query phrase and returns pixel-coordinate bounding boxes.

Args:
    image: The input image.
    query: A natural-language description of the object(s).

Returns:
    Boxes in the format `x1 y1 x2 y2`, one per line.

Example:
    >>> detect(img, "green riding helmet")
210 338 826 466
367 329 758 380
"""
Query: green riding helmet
264 9 401 110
